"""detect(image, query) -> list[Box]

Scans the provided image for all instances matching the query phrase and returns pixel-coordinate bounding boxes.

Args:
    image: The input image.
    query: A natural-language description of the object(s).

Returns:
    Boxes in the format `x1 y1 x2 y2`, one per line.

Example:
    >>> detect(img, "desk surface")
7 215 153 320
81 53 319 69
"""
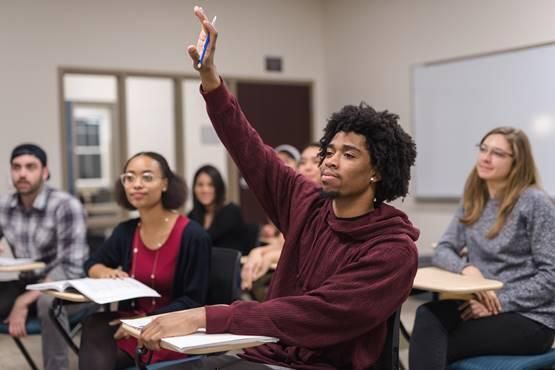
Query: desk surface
43 290 90 303
413 267 503 293
0 261 46 272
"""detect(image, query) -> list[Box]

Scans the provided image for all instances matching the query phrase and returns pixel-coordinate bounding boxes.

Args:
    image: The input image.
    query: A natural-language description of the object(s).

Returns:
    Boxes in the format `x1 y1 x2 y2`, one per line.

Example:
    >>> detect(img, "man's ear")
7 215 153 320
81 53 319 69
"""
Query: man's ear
370 172 382 183
42 167 50 181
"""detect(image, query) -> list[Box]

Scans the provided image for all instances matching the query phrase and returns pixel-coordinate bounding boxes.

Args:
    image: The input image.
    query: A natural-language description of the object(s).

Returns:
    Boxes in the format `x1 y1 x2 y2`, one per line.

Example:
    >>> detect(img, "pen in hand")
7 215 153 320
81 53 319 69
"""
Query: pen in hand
197 15 217 69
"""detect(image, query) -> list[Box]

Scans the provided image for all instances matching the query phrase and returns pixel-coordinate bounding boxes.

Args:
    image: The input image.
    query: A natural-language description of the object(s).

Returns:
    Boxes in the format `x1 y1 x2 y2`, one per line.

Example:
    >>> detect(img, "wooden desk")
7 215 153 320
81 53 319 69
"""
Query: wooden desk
413 267 503 294
0 261 46 272
44 290 90 303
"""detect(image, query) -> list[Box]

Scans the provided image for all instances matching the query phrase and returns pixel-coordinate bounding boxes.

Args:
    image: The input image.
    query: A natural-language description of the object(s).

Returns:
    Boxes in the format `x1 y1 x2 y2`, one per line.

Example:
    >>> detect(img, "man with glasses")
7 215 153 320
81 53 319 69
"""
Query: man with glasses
0 143 88 370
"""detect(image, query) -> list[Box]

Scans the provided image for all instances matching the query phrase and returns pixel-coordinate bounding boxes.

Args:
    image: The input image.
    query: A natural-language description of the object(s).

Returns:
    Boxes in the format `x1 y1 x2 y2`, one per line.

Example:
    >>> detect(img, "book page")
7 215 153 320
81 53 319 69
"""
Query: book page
69 278 160 304
26 280 71 292
164 332 279 352
121 317 278 354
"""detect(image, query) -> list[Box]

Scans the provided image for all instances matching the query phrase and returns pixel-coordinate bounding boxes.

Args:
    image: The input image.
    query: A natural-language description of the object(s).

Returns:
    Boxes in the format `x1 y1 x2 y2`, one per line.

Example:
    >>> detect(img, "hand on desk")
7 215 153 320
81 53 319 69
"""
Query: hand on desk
139 307 207 351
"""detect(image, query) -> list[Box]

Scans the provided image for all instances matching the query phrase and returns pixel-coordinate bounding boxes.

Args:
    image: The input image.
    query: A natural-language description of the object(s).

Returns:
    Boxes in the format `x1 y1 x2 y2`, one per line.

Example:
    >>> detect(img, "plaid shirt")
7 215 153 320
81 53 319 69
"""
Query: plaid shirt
0 185 88 281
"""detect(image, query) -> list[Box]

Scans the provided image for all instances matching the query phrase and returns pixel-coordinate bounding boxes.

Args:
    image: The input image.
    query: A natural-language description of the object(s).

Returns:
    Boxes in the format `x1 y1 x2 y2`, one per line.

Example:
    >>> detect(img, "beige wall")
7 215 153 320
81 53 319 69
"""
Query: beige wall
0 0 326 192
322 0 555 254
3 0 555 255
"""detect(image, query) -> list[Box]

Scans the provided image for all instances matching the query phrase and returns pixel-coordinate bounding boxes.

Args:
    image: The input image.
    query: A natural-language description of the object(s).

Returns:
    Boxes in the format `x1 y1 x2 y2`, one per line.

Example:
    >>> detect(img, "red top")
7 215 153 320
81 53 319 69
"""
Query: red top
118 215 189 363
202 82 420 370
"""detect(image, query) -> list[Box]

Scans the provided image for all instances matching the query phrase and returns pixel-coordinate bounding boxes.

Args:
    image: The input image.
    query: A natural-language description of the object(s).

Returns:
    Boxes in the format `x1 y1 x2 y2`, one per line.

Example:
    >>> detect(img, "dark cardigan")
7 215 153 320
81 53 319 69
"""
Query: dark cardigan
84 217 211 314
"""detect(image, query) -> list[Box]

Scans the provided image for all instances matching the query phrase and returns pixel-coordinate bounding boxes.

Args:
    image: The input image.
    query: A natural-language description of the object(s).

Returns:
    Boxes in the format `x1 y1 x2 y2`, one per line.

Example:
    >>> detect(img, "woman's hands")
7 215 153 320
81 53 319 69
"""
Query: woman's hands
461 265 502 318
88 264 129 279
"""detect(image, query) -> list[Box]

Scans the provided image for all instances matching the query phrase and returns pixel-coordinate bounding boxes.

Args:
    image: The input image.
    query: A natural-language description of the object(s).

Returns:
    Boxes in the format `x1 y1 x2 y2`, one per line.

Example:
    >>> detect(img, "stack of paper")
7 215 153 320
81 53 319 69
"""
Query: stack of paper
121 316 279 354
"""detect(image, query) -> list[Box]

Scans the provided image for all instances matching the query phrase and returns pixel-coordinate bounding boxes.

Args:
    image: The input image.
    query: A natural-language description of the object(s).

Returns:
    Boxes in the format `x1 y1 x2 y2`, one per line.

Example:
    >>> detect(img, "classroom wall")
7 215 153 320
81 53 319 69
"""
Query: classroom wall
322 0 555 253
0 0 326 193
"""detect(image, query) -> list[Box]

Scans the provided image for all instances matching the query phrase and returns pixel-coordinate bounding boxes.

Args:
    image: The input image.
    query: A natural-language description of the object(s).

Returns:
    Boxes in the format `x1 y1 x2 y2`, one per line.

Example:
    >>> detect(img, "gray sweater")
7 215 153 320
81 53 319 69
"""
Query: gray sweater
433 187 555 330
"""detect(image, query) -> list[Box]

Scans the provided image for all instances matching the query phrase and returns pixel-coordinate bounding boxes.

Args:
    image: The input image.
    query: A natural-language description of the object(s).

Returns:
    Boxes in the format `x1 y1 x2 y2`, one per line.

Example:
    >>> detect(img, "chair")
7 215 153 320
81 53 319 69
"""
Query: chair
207 247 242 305
447 348 555 370
373 309 402 370
0 306 93 370
125 247 243 370
242 223 260 256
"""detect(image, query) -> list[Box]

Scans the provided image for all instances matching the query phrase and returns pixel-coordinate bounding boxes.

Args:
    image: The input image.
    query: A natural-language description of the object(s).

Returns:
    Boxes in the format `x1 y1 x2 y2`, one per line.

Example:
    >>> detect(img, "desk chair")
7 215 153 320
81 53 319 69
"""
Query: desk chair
126 247 243 370
447 348 555 370
0 307 93 370
373 309 402 370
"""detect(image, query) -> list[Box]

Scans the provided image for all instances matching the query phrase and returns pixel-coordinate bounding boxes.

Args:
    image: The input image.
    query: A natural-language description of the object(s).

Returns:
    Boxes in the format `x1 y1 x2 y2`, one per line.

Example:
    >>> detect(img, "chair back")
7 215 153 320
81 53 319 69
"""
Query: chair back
373 309 401 370
206 247 242 305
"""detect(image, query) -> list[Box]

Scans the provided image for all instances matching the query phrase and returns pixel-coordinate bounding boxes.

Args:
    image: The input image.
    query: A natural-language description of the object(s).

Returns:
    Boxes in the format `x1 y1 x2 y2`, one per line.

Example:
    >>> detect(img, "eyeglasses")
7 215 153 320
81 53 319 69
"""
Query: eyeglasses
476 143 513 159
120 172 163 186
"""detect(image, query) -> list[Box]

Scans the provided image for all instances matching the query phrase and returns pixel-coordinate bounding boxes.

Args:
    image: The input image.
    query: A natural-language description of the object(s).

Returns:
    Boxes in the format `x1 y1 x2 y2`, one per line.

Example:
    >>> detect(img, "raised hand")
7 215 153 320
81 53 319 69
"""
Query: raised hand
187 6 220 92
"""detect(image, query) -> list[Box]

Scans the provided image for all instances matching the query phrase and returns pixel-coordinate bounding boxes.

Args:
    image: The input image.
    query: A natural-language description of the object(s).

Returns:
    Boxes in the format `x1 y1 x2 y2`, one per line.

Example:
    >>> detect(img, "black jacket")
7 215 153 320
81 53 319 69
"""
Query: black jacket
84 217 211 314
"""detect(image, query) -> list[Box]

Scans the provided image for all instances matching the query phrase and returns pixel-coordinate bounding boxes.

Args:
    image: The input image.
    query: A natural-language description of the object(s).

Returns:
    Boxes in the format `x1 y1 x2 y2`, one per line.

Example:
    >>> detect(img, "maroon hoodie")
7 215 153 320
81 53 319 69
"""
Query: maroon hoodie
203 82 419 370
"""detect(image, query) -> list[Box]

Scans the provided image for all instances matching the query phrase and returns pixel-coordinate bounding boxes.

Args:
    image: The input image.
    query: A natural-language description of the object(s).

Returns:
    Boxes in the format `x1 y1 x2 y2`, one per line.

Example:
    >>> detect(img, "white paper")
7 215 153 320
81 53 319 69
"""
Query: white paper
26 277 160 304
121 316 278 353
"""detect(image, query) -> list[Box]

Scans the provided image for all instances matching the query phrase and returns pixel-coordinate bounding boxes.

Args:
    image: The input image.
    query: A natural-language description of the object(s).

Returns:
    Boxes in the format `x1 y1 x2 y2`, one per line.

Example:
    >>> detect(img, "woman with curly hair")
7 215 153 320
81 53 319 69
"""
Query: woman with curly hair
409 127 555 370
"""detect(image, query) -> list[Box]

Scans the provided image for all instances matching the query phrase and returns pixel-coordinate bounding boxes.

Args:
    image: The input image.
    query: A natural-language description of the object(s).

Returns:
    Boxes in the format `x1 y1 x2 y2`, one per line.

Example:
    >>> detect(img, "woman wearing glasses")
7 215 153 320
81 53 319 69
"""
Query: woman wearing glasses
409 127 555 370
79 152 211 370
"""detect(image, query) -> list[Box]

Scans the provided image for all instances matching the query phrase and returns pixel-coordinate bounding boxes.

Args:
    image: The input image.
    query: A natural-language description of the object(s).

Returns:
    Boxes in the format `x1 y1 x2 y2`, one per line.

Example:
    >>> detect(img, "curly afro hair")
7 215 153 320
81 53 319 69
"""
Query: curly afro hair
319 102 417 206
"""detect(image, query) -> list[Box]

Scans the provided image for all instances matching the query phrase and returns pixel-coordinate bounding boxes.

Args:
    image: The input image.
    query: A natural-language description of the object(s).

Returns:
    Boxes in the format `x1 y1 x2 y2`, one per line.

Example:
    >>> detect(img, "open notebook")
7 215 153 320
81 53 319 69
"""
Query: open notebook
121 316 279 355
26 277 160 304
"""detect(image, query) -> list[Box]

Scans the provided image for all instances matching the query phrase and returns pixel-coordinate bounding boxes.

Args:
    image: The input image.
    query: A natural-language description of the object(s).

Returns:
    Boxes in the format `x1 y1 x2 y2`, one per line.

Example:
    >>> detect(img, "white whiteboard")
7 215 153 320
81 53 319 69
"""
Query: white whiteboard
413 43 555 199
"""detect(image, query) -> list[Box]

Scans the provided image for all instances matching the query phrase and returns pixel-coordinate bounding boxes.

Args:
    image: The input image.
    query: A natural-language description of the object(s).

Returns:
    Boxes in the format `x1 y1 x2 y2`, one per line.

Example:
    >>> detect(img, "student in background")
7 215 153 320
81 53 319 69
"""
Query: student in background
409 127 555 370
79 152 211 370
138 7 419 369
188 164 250 254
258 144 301 239
241 143 322 292
0 143 88 370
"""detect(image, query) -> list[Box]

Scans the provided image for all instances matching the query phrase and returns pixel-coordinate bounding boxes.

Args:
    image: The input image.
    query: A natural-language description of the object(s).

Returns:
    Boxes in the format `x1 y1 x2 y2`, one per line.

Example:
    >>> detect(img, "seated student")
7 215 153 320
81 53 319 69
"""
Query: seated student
409 127 555 370
0 143 88 370
241 143 322 292
137 7 419 370
188 164 250 254
78 152 211 370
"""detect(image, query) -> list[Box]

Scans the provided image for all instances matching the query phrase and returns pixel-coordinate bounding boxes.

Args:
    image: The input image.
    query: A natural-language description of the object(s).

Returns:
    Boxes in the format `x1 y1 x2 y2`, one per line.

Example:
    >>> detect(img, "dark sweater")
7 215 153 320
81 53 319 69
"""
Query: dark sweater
202 82 420 370
83 217 211 314
188 203 249 254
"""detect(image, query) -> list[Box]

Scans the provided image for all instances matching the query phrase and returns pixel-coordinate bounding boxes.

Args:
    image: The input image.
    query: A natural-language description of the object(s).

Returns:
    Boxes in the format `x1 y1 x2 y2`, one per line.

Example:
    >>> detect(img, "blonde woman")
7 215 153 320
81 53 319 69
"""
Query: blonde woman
409 127 555 370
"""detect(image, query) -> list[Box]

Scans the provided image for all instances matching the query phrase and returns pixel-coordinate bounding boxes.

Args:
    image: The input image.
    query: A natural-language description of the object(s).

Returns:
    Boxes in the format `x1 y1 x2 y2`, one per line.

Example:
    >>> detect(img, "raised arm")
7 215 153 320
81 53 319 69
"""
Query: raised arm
185 6 318 234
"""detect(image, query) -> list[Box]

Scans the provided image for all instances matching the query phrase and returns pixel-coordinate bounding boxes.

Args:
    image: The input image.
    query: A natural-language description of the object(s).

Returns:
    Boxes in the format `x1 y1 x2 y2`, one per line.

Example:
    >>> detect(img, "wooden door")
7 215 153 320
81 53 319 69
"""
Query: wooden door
236 82 312 224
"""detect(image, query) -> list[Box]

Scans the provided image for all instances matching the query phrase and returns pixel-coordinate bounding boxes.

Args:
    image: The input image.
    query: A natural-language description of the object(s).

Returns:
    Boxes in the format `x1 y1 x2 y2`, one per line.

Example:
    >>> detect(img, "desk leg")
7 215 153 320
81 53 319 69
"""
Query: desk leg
49 298 80 354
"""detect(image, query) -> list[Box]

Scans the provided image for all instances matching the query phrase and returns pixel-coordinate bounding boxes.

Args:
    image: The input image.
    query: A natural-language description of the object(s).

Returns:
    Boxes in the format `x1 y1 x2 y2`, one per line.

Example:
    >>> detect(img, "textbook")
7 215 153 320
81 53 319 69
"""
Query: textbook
26 277 160 304
120 316 279 354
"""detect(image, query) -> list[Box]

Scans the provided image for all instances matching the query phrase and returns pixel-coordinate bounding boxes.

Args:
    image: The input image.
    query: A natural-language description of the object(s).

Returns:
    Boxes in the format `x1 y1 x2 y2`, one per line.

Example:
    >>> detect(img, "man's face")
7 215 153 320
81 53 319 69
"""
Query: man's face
10 155 48 196
320 131 376 199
